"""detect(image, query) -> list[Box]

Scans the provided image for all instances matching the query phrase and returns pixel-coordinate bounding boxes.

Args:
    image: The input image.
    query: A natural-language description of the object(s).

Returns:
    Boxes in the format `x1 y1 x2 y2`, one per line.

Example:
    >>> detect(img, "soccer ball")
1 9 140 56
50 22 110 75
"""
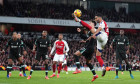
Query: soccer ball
74 9 82 17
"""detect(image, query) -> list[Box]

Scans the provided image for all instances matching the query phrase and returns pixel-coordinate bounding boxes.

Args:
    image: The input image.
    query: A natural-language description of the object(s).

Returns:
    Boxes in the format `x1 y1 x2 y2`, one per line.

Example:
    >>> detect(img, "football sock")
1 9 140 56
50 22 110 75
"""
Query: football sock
53 64 56 74
80 20 92 30
65 65 68 72
30 64 36 76
45 64 48 76
74 55 80 70
116 64 119 76
96 56 104 67
19 64 22 73
86 63 96 75
58 63 62 74
7 64 12 76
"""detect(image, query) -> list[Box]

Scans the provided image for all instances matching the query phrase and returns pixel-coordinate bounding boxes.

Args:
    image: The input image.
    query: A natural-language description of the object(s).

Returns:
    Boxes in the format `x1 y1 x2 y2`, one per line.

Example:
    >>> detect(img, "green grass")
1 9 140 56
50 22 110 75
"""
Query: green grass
0 71 140 84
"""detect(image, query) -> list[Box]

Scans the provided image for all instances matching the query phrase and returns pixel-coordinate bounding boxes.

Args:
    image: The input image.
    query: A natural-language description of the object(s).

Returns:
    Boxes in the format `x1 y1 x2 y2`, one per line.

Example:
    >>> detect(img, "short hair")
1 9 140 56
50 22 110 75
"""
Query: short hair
59 33 63 36
90 19 97 26
13 32 17 35
95 13 102 18
43 30 47 33
17 33 21 35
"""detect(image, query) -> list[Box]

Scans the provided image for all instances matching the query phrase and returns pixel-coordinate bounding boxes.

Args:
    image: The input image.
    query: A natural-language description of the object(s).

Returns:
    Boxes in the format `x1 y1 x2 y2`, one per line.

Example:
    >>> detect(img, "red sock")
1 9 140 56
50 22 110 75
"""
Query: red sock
58 63 62 74
53 64 56 73
96 56 104 67
80 20 92 30
64 65 68 72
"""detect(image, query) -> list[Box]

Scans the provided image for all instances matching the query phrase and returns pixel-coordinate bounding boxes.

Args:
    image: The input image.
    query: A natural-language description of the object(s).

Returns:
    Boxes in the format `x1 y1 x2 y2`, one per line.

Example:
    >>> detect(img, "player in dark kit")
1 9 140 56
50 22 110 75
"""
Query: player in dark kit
110 30 134 79
17 33 27 77
2 32 27 78
27 31 51 80
73 20 98 82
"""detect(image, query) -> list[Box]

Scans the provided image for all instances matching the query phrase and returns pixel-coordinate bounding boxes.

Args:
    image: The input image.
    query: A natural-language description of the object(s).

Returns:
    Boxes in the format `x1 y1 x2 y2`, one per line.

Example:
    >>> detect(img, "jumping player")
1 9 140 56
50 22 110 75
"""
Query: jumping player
27 31 51 80
72 23 98 82
49 34 69 78
73 13 108 76
110 30 134 79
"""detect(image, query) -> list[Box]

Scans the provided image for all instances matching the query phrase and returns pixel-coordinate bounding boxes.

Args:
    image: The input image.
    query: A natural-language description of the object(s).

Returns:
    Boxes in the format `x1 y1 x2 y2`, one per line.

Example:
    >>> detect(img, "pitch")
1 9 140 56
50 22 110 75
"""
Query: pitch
0 71 139 84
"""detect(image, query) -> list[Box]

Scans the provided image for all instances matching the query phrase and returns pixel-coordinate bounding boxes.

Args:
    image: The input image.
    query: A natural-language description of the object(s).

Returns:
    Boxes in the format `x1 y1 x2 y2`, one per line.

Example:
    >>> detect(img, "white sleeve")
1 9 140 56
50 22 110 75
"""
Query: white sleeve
50 41 56 54
64 41 69 53
98 22 105 30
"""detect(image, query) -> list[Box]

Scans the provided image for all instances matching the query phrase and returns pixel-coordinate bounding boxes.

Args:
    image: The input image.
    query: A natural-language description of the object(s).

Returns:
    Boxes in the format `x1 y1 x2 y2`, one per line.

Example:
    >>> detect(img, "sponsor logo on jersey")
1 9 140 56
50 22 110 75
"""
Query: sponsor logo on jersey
124 39 125 42
40 44 47 47
118 42 124 44
11 46 18 48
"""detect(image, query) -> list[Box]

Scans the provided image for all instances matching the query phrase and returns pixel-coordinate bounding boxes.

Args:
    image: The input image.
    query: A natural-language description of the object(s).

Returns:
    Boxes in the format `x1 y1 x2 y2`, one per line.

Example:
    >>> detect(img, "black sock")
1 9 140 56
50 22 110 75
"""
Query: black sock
116 64 119 76
19 64 22 72
86 63 96 75
127 65 132 74
121 68 124 72
74 55 80 69
22 66 25 74
30 64 36 76
45 64 48 76
7 64 12 76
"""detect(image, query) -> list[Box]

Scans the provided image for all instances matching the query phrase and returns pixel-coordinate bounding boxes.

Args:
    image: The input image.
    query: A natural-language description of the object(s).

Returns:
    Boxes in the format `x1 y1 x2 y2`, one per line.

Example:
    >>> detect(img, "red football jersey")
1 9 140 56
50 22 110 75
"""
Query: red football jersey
50 40 69 55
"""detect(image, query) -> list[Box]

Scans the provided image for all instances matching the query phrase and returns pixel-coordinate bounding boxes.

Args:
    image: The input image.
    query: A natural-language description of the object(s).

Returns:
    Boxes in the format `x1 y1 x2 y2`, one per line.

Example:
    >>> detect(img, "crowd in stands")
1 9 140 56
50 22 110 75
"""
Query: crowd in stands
0 31 140 70
0 1 140 23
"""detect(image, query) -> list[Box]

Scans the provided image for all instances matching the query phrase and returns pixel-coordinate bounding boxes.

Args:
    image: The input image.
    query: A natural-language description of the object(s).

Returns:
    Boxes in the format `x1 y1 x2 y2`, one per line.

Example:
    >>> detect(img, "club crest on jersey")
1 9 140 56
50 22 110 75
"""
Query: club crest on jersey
124 39 125 42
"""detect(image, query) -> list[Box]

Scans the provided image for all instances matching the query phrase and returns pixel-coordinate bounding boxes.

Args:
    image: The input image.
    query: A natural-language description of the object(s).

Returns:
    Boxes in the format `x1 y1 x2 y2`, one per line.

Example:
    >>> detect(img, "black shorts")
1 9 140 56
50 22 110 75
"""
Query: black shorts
79 47 94 60
8 53 21 61
35 52 48 61
116 52 128 61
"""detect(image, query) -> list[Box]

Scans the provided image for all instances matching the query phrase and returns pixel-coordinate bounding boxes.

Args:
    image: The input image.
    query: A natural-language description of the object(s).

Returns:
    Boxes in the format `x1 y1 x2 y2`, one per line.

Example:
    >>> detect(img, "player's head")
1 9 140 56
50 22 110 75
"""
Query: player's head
17 33 21 39
58 34 63 40
89 19 97 27
95 13 103 23
82 27 88 34
12 32 17 39
42 30 47 37
120 30 124 35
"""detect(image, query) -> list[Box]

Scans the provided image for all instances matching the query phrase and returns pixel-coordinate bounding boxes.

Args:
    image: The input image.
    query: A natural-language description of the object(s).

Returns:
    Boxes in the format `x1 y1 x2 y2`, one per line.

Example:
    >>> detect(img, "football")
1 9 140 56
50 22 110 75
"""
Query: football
74 9 82 17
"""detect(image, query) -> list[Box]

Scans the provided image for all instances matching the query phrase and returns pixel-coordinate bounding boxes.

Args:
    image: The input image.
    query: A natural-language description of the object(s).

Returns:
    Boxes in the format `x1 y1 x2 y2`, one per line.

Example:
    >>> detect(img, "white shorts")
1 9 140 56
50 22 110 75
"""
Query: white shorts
96 32 108 51
53 54 65 62
62 59 67 65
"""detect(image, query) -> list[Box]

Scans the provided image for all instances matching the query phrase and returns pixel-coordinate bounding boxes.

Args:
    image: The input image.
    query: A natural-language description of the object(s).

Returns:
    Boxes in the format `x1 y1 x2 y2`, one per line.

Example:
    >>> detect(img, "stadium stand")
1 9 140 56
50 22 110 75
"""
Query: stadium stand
0 1 140 22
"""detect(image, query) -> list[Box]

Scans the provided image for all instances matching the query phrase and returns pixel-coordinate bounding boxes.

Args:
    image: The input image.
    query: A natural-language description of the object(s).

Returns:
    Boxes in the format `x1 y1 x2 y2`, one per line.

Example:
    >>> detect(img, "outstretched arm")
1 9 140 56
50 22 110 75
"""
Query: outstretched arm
73 13 95 34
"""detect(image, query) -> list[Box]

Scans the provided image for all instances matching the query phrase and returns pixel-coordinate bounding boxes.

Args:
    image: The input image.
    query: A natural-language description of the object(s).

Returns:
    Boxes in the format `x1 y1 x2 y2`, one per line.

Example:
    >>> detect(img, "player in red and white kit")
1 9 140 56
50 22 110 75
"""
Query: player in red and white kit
49 34 69 78
73 13 109 77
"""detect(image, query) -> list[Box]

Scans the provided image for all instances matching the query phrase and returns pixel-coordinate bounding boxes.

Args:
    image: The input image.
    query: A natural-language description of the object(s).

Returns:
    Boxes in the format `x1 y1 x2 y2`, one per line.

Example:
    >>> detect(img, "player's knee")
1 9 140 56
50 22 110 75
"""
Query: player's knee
59 62 63 64
45 60 48 64
96 49 102 56
74 51 81 56
53 61 57 64
86 60 91 64
8 60 13 64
